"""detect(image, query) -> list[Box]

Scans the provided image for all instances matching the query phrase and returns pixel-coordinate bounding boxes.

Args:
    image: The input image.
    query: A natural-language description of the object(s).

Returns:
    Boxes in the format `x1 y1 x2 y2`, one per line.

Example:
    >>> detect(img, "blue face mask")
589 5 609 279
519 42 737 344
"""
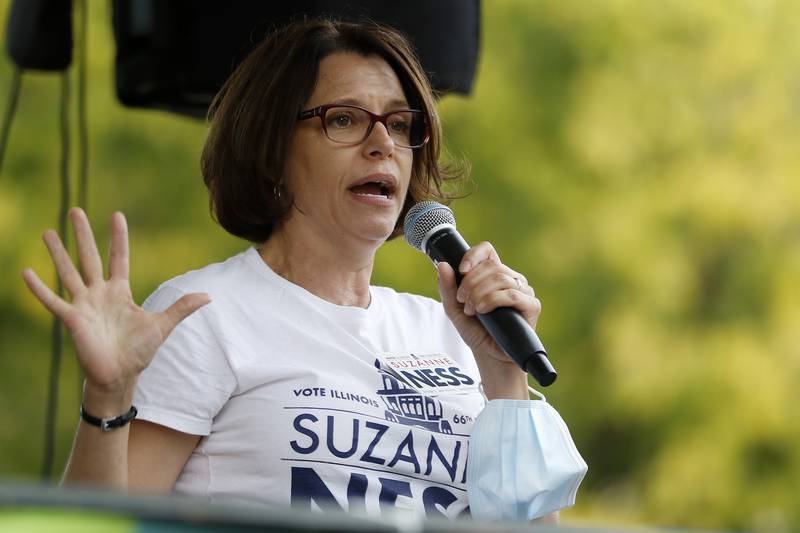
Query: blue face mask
466 388 588 522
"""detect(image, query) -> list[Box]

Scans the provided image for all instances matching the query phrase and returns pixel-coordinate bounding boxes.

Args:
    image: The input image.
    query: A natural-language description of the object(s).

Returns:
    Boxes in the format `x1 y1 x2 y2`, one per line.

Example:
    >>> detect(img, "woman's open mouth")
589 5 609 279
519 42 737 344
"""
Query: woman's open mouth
349 180 393 199
348 174 397 204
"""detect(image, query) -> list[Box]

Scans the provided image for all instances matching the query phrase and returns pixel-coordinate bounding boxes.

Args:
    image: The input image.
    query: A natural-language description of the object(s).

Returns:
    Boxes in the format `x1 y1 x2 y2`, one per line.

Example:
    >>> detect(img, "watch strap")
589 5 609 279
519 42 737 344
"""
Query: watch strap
80 405 138 432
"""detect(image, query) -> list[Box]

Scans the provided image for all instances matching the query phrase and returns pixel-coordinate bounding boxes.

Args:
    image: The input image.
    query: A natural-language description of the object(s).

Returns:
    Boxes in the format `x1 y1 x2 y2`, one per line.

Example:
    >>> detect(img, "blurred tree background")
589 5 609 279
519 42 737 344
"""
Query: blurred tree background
1 1 798 531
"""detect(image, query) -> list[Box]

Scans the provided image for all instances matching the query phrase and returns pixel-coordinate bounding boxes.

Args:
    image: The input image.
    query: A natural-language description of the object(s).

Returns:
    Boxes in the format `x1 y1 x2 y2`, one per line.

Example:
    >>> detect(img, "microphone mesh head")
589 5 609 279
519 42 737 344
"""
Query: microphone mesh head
404 201 456 251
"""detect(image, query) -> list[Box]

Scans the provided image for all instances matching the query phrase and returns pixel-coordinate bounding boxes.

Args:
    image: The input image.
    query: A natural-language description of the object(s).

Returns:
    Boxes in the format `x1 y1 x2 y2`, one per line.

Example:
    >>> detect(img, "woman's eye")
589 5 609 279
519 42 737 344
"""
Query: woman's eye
389 119 410 132
328 113 353 128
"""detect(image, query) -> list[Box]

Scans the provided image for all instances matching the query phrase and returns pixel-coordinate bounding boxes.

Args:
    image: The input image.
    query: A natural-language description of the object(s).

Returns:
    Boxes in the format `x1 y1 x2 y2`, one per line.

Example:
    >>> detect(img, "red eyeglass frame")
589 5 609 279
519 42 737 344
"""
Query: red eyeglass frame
297 103 431 148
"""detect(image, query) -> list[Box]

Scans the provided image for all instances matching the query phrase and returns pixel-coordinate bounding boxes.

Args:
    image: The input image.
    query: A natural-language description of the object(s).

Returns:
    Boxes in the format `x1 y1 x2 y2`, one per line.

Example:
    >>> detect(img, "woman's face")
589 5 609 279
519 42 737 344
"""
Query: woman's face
282 52 415 249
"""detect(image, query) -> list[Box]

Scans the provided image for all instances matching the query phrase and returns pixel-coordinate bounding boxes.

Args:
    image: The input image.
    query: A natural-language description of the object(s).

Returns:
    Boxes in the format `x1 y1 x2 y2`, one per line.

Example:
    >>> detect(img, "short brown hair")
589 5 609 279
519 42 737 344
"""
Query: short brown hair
201 18 465 243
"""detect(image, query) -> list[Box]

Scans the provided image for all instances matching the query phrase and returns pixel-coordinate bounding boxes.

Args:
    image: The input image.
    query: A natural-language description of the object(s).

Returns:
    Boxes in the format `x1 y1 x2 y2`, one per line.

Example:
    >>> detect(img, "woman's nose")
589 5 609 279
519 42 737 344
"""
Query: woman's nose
362 121 395 158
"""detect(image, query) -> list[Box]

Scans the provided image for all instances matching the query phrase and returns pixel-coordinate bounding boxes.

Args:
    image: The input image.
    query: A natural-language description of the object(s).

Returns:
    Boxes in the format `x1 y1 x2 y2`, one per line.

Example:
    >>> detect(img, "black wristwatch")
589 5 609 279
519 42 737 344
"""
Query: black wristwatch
80 405 138 432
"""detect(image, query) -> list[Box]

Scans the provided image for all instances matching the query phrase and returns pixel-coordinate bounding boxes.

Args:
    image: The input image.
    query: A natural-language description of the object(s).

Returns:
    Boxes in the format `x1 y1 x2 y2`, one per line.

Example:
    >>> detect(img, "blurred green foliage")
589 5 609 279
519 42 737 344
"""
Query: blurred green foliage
1 1 798 531
0 511 132 533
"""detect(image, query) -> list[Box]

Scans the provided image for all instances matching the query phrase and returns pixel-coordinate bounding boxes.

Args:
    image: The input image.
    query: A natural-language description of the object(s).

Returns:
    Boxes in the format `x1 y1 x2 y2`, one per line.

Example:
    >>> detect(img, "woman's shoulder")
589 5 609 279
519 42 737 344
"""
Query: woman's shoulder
143 248 267 310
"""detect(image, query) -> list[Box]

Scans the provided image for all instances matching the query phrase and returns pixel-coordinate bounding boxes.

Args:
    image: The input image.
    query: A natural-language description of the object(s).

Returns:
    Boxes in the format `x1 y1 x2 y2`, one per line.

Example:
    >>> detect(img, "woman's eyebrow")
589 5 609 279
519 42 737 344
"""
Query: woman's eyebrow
330 97 411 109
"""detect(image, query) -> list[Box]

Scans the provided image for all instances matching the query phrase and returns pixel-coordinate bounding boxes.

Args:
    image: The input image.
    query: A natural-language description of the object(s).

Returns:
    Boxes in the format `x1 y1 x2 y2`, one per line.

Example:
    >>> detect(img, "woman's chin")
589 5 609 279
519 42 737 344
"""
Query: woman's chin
341 208 401 243
349 219 398 245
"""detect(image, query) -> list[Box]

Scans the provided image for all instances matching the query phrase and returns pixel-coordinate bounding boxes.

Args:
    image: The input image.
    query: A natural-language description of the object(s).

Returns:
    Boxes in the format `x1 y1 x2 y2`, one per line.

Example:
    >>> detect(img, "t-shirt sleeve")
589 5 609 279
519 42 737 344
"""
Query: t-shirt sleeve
133 284 237 436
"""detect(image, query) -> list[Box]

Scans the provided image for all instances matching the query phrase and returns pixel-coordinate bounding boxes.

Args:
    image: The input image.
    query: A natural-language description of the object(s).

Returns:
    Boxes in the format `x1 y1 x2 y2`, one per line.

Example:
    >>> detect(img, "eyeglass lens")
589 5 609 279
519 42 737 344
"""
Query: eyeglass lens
323 107 427 147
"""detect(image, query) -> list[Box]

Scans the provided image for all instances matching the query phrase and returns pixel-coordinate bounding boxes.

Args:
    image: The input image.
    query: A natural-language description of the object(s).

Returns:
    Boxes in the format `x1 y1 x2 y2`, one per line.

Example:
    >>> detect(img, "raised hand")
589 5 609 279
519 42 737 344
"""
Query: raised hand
22 208 210 397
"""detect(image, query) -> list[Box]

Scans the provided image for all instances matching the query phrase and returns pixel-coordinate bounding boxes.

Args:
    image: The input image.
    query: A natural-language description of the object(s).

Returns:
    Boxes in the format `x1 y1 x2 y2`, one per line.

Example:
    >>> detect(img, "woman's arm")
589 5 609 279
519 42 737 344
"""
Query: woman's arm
435 241 538 400
439 246 570 525
60 383 138 490
128 421 201 491
23 208 209 491
534 512 560 525
61 387 200 491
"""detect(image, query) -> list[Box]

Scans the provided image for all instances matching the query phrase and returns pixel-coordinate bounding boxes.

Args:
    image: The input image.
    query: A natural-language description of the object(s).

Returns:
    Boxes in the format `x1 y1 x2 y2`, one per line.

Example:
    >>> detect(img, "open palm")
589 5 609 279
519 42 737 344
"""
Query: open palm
22 208 209 393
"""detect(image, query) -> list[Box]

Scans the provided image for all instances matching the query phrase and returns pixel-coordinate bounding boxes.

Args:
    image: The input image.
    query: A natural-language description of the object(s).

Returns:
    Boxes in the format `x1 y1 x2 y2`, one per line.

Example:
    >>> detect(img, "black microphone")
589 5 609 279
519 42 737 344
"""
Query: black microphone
404 201 557 387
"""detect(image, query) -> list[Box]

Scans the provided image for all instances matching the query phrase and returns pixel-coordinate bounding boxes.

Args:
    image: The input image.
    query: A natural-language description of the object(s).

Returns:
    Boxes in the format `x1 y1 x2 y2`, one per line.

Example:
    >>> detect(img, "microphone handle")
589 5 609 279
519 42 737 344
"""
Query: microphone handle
425 227 557 387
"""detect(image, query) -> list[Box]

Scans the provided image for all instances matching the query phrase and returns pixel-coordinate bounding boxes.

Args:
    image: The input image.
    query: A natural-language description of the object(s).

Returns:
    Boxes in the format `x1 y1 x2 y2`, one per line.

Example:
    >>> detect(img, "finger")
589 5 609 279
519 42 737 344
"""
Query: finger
42 229 86 297
456 260 522 305
474 289 542 326
70 207 104 284
436 262 462 318
157 293 212 337
458 241 500 274
457 261 538 316
21 268 72 318
470 280 536 317
108 212 129 280
463 300 476 316
516 276 534 298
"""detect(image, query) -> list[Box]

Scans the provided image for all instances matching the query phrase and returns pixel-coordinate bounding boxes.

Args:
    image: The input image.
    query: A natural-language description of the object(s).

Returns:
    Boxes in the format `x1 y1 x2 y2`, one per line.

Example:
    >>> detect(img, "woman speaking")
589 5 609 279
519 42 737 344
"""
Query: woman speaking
22 19 584 523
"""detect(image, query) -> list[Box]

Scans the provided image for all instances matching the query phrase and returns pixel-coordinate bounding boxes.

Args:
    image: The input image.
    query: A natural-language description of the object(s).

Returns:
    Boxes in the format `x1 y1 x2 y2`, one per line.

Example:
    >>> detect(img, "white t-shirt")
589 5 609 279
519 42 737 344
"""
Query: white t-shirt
134 247 485 519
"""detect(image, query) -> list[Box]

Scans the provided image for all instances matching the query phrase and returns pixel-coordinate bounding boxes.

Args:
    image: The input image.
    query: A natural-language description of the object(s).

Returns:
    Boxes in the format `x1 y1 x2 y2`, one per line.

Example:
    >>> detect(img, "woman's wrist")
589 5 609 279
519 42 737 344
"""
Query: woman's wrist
82 379 138 418
474 356 529 400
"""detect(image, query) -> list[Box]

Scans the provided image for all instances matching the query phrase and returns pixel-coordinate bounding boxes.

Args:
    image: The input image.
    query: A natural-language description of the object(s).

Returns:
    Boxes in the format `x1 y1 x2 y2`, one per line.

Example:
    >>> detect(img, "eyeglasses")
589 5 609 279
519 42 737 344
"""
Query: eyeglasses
297 104 430 149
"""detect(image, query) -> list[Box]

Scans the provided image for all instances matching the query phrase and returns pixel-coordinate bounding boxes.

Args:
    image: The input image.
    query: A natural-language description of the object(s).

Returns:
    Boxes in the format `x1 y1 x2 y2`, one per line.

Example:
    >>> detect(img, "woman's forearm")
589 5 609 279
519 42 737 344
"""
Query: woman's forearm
60 382 135 490
473 354 530 400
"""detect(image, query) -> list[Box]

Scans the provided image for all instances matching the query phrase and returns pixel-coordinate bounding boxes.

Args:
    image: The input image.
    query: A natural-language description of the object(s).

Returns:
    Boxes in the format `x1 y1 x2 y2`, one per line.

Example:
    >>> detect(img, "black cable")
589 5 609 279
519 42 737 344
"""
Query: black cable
0 68 22 178
42 72 72 481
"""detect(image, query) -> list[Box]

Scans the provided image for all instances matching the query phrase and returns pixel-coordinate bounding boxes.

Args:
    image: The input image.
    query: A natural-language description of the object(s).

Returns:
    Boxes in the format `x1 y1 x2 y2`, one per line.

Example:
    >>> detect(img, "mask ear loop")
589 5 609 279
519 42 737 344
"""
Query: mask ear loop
528 384 547 402
478 382 547 403
478 382 489 405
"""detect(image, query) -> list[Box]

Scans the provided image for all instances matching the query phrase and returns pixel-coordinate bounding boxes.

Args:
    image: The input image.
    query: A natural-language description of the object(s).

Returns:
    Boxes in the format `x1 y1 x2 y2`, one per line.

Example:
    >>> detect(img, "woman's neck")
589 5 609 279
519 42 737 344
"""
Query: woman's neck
258 223 378 308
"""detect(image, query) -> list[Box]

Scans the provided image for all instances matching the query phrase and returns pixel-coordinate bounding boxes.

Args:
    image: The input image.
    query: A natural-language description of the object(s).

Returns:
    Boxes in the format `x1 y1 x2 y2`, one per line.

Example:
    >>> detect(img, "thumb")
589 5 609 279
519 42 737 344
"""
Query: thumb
436 262 461 318
158 292 211 337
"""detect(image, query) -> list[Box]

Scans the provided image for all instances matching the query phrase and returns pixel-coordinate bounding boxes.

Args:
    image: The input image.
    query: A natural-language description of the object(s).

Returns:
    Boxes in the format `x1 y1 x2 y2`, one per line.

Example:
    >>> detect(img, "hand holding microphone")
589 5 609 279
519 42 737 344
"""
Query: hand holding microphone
404 201 557 387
